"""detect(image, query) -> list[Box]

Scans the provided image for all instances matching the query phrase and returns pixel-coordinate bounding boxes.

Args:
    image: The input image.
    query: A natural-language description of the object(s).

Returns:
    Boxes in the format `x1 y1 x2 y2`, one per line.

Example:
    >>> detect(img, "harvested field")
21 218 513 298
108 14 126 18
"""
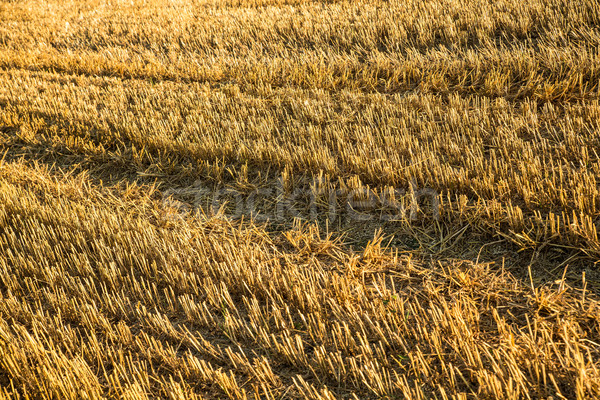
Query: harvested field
0 0 599 398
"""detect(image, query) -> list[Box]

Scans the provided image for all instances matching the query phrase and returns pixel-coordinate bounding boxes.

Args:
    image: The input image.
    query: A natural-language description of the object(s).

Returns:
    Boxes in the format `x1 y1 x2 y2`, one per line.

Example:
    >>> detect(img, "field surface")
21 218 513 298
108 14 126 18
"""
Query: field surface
1 0 600 398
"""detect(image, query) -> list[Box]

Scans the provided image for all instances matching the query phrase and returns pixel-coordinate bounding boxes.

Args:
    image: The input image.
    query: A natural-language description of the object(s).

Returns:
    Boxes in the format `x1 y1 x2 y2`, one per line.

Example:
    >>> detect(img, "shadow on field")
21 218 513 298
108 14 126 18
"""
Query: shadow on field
1 118 596 295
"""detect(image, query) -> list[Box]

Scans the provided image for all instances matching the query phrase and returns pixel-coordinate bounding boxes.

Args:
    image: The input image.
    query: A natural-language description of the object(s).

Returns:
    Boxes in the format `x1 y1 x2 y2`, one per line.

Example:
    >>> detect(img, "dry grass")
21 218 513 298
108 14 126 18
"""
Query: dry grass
0 0 600 398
